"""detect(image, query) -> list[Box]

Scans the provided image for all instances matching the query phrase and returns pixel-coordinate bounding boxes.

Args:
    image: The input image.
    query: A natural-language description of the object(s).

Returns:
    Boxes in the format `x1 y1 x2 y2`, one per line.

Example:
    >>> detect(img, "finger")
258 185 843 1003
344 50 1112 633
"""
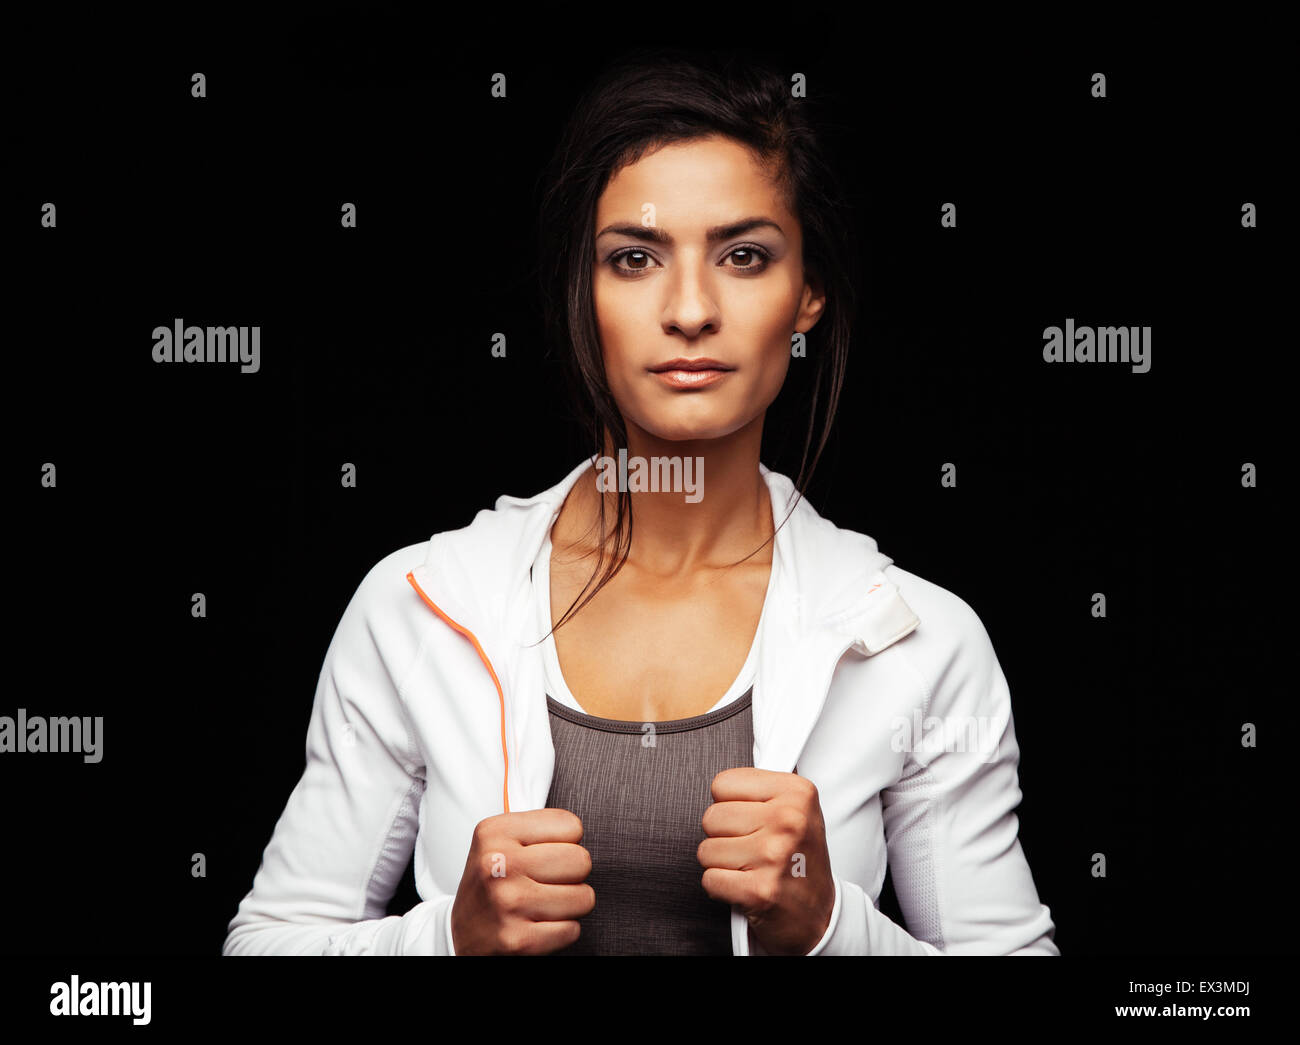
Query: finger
699 866 754 907
501 808 584 846
701 799 767 837
710 766 794 802
697 832 765 871
512 919 583 956
514 842 593 884
513 880 597 922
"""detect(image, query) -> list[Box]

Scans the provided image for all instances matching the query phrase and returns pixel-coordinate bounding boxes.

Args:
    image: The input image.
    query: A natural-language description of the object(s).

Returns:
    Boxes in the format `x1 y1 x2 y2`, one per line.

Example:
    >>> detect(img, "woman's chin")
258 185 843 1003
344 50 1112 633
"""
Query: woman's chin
634 421 742 445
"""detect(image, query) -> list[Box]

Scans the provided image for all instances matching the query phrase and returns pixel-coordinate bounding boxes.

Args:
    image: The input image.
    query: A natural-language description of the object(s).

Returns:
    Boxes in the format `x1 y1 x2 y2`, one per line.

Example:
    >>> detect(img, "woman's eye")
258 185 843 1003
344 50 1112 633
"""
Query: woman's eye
724 246 771 271
608 245 771 276
611 248 655 273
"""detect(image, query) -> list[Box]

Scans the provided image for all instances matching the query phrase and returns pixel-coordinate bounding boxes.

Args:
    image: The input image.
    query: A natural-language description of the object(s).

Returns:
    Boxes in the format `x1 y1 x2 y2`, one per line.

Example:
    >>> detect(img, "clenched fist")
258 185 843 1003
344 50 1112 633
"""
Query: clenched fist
697 768 835 955
450 808 595 955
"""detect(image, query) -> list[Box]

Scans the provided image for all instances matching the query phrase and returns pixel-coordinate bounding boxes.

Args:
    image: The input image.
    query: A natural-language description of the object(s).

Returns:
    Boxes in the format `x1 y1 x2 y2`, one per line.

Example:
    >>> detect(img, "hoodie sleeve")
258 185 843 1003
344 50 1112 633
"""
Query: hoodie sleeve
222 544 459 955
810 586 1059 956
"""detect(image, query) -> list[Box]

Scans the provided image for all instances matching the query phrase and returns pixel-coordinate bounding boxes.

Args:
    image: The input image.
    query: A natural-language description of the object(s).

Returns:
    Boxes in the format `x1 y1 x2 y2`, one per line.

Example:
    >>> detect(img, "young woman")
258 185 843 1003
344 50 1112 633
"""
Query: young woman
223 49 1058 956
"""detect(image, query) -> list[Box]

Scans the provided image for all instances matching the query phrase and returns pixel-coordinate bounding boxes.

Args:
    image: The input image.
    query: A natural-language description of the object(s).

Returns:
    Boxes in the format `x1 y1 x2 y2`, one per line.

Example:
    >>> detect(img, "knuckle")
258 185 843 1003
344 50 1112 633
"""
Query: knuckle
477 850 507 880
498 923 525 954
700 867 716 896
747 878 770 911
779 805 805 834
494 879 521 913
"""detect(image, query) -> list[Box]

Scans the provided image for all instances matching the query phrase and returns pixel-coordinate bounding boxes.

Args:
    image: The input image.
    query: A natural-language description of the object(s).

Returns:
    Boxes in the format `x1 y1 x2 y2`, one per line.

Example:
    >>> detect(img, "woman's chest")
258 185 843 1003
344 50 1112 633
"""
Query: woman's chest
548 560 768 720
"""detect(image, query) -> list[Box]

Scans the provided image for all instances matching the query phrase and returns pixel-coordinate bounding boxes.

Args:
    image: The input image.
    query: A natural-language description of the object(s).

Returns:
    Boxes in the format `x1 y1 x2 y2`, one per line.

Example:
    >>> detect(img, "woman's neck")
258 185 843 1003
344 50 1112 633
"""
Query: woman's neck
557 414 774 578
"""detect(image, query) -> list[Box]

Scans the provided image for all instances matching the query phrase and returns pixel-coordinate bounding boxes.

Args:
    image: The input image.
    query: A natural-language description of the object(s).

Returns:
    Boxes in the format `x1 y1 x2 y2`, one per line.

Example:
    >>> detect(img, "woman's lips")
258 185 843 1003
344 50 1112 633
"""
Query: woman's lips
648 359 733 389
652 367 730 389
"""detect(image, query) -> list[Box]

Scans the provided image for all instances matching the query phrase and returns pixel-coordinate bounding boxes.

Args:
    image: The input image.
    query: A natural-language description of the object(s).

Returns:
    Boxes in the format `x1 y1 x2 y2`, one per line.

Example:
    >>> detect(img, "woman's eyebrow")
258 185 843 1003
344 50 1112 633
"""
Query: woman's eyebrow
594 217 785 244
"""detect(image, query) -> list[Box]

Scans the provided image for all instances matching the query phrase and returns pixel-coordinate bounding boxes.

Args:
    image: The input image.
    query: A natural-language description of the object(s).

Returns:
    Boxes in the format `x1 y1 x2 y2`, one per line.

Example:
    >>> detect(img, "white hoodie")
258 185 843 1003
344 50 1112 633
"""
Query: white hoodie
222 457 1059 956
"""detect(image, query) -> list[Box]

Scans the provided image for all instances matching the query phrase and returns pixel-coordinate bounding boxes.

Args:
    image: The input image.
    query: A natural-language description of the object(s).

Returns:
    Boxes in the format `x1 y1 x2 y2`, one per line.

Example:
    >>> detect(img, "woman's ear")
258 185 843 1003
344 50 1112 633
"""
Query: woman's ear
795 272 827 335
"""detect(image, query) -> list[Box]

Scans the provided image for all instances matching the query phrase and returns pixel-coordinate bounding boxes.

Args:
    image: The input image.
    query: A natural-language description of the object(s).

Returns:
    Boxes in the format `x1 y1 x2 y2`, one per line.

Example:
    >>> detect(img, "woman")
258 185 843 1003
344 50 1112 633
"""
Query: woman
223 49 1058 956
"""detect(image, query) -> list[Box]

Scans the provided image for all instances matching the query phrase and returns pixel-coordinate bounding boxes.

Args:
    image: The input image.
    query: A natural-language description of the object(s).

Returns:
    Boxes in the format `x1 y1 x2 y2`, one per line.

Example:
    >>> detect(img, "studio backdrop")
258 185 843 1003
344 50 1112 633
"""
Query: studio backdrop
10 4 1287 972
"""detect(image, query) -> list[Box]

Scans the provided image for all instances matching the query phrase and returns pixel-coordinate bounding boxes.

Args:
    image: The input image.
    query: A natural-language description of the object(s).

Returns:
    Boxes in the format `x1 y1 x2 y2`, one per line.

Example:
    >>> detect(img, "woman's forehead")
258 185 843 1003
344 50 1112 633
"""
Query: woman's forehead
596 138 793 229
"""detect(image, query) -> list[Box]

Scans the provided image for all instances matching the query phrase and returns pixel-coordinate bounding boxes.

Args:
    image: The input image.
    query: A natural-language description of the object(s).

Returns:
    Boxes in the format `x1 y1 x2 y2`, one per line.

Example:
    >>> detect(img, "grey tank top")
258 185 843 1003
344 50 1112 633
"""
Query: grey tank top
543 687 755 955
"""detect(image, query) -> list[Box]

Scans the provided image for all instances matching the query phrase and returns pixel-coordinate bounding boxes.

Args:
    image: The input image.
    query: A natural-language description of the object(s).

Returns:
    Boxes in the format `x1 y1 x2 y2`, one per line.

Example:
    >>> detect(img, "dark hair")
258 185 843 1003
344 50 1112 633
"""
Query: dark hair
535 47 859 635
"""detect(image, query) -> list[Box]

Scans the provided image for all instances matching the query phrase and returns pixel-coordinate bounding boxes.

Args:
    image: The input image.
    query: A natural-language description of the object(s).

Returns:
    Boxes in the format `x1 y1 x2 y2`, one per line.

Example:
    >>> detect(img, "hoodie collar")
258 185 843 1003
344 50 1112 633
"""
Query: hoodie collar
412 456 916 644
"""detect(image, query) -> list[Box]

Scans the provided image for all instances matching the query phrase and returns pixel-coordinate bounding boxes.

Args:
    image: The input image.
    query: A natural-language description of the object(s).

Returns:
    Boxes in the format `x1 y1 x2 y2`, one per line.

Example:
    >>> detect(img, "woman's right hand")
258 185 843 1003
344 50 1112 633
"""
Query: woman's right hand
450 808 595 955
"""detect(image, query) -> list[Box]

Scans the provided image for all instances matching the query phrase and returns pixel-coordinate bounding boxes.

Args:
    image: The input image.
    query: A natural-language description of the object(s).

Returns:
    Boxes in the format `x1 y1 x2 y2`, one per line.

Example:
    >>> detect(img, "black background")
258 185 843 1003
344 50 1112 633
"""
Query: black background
10 3 1290 964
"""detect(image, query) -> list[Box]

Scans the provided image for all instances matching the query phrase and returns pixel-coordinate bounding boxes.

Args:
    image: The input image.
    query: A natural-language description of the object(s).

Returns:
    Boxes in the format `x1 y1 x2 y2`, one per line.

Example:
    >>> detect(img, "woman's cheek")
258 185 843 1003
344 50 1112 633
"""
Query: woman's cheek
594 284 638 410
739 308 795 410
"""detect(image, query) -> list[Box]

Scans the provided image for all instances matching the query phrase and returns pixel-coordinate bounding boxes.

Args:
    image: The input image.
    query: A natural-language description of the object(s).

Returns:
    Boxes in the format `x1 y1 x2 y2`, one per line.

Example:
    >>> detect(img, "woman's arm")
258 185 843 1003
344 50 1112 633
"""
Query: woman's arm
222 544 460 955
809 585 1060 956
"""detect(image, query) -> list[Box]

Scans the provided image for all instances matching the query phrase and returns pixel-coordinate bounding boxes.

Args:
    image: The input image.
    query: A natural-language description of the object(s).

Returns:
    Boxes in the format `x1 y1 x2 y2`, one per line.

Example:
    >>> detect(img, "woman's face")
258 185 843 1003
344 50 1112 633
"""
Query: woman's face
592 135 825 444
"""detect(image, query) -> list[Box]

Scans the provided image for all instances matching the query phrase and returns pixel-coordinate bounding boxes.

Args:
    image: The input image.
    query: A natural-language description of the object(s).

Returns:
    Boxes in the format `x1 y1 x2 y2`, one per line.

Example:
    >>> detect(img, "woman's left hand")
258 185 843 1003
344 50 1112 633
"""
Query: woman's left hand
697 767 836 955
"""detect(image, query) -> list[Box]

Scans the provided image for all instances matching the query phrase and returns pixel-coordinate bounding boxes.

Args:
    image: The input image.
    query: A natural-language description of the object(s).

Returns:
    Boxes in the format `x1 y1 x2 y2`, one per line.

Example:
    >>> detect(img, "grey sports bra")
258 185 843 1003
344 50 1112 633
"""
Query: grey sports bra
543 687 755 955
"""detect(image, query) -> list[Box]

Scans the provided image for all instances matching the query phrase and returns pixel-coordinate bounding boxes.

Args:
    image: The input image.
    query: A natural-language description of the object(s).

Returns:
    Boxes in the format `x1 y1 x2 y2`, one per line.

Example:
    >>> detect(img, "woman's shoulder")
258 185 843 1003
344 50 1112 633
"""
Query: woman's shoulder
349 539 432 595
881 561 1016 714
331 540 434 641
883 562 989 640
